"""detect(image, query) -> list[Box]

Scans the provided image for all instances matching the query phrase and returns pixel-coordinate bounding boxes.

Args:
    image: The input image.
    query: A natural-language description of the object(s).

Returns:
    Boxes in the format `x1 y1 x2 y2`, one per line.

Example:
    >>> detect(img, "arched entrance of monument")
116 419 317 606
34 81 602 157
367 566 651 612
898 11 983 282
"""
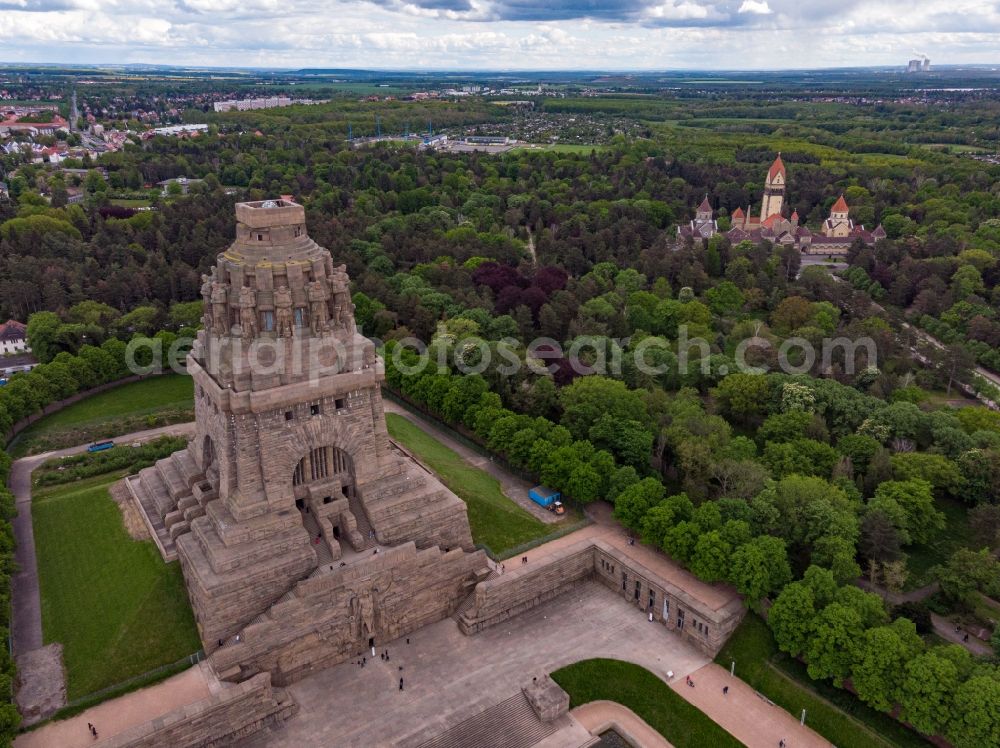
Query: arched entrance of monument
292 445 356 498
292 445 370 558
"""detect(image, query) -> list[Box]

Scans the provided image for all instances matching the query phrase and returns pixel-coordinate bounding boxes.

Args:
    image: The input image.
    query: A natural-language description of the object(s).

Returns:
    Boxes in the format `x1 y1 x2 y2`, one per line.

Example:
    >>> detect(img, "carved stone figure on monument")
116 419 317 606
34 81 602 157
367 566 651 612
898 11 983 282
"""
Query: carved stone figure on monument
307 279 330 335
239 286 258 340
201 274 214 331
350 590 378 639
210 281 230 336
274 285 294 338
329 264 352 329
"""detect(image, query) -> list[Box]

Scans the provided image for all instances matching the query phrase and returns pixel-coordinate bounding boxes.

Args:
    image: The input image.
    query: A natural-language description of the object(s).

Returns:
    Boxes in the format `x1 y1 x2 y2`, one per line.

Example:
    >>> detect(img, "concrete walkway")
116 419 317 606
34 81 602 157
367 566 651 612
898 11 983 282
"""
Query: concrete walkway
383 399 560 524
675 663 832 748
14 662 212 748
572 701 673 747
931 613 993 656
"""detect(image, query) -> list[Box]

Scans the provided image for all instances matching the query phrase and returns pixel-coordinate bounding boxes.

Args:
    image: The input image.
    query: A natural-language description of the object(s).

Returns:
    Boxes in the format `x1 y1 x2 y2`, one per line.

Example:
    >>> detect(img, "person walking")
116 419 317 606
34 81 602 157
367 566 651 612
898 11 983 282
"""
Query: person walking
722 686 729 695
399 677 404 691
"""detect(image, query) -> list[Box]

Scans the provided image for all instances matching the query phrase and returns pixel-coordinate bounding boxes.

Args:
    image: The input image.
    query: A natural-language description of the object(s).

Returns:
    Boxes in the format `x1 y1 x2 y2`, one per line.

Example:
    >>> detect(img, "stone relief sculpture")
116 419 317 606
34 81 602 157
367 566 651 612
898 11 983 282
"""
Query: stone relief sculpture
201 274 214 331
329 264 352 329
239 285 258 340
274 285 294 338
210 281 230 336
307 278 330 335
350 589 378 639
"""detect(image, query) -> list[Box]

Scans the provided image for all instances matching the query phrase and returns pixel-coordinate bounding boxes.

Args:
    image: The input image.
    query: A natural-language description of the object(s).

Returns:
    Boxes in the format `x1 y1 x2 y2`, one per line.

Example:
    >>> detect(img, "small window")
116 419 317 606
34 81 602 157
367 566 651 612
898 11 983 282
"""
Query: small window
294 307 306 328
261 310 275 332
285 411 294 421
335 398 346 410
257 233 263 241
310 403 321 416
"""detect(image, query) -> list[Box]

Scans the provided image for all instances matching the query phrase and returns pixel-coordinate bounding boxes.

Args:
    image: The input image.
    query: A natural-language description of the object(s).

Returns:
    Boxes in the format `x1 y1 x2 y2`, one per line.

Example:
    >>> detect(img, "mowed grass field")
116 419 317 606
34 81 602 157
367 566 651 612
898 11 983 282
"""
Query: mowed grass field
33 473 200 699
551 659 742 748
11 374 194 457
385 412 551 556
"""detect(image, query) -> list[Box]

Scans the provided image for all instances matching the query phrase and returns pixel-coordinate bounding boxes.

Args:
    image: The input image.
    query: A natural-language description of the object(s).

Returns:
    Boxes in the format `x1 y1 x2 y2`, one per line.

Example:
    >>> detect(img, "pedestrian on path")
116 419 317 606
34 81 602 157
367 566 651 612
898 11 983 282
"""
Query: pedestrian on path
522 556 528 564
779 739 785 748
723 686 729 695
399 677 404 691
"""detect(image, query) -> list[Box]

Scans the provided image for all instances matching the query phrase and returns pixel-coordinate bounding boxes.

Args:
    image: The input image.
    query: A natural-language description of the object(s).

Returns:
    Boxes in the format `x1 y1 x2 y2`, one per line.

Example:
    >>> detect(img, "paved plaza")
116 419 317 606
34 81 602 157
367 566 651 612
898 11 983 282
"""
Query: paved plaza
244 581 710 748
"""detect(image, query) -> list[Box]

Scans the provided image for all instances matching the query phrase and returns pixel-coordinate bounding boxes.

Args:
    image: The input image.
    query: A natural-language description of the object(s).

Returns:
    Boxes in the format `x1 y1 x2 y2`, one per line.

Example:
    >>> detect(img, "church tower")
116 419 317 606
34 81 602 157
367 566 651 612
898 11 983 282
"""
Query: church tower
759 153 786 222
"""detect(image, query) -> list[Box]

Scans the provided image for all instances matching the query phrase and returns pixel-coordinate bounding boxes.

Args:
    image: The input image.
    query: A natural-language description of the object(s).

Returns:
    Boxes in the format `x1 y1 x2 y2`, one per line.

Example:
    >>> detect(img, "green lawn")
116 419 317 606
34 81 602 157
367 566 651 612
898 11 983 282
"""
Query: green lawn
33 473 200 699
905 496 974 589
10 374 194 457
715 614 932 748
551 659 743 748
385 412 552 556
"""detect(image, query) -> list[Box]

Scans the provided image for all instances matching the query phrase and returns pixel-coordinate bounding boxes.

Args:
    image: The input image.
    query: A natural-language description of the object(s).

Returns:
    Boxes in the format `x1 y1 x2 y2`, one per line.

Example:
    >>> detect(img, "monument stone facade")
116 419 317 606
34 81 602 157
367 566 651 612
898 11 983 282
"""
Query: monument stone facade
129 199 489 669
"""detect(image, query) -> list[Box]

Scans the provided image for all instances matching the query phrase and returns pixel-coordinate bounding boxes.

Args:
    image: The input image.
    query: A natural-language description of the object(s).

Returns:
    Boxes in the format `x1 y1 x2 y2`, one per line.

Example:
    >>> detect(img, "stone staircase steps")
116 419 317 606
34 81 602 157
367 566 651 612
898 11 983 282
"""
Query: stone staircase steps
155 456 187 500
451 570 496 621
126 477 177 561
346 493 376 550
413 693 557 748
301 510 333 565
139 466 176 519
172 449 201 486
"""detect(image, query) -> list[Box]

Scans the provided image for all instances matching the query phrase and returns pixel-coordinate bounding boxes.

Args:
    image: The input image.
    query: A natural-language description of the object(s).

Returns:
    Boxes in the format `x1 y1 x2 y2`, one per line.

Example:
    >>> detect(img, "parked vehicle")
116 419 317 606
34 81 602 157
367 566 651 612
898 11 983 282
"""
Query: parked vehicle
87 440 115 453
529 486 565 515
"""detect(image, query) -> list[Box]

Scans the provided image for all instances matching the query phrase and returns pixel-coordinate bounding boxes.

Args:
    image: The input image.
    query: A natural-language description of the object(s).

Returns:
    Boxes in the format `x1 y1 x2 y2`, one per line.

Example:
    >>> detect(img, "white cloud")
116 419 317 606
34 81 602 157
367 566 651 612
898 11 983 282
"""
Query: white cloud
738 0 771 14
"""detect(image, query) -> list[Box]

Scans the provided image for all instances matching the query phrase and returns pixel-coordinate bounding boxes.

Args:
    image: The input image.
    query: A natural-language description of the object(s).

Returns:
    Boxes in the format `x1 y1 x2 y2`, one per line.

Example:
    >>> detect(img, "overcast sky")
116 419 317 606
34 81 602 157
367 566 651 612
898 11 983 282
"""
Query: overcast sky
1 0 998 70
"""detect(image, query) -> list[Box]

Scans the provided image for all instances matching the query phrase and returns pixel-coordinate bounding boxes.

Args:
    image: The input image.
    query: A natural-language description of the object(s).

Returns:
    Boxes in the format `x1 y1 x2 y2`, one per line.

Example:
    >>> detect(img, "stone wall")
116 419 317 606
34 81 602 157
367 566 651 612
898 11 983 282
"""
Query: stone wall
210 542 490 686
99 673 296 748
458 540 596 634
458 538 745 656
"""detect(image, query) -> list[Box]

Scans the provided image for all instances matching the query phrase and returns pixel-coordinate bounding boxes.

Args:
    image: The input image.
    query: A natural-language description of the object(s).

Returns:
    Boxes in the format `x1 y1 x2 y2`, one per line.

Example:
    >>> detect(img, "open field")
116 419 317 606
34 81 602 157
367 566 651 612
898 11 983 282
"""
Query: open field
10 374 194 457
551 658 741 748
385 412 552 556
715 614 932 748
32 473 200 699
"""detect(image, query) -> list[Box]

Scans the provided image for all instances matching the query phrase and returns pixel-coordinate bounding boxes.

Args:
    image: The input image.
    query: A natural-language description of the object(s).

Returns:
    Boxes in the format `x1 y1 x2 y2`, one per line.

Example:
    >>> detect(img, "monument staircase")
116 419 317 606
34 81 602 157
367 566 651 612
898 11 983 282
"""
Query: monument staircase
361 456 467 548
408 693 559 748
127 447 208 562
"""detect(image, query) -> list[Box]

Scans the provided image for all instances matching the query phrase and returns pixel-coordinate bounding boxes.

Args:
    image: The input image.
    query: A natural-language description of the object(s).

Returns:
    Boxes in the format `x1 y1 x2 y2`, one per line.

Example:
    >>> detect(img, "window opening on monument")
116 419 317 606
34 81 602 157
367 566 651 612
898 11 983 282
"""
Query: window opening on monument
634 580 641 601
677 609 685 629
294 307 305 327
292 447 356 497
261 310 275 332
285 411 294 421
621 572 627 591
335 398 346 410
257 233 263 241
648 590 655 610
310 403 321 416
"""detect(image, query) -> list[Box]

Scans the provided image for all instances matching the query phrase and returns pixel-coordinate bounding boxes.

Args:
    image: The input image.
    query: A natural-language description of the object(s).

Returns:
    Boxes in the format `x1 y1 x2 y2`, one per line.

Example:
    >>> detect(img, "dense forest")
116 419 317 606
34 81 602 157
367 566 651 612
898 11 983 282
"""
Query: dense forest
3 81 1000 746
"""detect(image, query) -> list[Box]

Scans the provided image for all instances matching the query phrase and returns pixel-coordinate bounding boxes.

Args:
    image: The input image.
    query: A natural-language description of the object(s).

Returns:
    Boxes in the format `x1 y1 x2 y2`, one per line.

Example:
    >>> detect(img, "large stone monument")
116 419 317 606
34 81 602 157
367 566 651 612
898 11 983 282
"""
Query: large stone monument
129 200 489 680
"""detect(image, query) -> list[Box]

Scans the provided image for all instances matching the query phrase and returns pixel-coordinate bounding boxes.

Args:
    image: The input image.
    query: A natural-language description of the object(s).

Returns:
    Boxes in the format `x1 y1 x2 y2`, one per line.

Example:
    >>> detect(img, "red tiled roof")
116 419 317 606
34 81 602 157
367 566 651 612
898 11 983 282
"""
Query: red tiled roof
790 210 799 221
768 153 785 180
731 206 744 218
761 213 784 229
831 194 849 213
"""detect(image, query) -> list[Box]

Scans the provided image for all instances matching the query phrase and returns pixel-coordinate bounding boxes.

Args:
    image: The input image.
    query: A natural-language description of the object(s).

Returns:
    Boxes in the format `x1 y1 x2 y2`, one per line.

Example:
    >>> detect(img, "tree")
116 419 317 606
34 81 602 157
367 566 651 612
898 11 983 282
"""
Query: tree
559 376 648 441
805 602 865 685
969 504 1000 549
899 646 970 737
713 373 770 425
612 478 665 531
935 548 1000 604
25 311 62 364
588 414 654 471
859 510 903 563
704 281 744 316
769 580 818 657
891 452 964 497
771 296 813 333
851 618 923 712
689 530 730 582
948 675 1000 748
872 479 944 545
728 535 791 603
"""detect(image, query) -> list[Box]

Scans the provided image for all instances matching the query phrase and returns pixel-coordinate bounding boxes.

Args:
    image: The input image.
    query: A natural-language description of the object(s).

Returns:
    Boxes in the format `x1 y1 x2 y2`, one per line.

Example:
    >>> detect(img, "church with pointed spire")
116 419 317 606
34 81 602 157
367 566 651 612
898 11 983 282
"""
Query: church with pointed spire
678 154 885 254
